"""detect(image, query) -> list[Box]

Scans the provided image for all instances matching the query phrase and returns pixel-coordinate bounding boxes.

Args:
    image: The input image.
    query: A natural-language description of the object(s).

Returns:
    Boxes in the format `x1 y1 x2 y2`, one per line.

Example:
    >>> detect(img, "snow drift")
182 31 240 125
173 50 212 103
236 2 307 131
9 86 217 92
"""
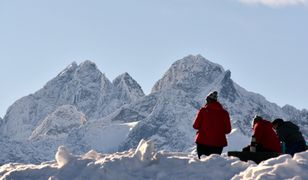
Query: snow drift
1 140 307 180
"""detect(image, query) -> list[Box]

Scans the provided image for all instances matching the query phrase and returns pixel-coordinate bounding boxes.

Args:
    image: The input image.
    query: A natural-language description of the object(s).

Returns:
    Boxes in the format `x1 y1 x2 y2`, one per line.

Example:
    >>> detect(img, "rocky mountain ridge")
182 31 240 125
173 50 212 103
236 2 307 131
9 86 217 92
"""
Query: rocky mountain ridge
0 55 307 164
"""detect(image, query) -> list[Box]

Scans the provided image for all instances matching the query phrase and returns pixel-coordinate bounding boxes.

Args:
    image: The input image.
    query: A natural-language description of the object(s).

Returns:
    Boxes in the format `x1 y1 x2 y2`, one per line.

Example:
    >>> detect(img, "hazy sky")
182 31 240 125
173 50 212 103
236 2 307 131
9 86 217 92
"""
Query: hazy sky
1 0 308 117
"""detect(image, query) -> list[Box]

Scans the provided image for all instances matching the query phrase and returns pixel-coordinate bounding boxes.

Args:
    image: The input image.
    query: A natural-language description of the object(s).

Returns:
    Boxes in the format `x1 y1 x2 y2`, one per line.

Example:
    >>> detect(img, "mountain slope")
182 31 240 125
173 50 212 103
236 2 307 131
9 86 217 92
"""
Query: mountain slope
0 55 307 164
119 55 308 151
113 72 145 103
0 61 144 141
29 105 87 141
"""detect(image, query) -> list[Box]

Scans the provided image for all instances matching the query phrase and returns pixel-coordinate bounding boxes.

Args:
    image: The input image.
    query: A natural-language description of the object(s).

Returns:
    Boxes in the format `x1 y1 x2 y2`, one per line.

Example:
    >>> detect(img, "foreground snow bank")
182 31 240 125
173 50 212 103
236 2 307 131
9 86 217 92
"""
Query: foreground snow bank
232 152 308 179
0 140 307 180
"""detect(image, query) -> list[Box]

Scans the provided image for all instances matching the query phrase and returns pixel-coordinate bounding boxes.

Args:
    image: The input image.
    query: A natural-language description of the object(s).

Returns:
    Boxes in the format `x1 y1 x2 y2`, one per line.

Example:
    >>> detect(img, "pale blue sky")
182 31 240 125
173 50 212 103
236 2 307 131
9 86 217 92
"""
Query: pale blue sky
1 0 308 117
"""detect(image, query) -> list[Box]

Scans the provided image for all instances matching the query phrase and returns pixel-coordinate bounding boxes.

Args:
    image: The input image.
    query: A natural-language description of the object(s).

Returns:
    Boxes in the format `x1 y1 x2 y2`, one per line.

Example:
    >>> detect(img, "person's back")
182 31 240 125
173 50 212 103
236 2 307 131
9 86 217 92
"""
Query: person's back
193 91 231 158
193 101 231 146
253 118 281 153
272 119 306 155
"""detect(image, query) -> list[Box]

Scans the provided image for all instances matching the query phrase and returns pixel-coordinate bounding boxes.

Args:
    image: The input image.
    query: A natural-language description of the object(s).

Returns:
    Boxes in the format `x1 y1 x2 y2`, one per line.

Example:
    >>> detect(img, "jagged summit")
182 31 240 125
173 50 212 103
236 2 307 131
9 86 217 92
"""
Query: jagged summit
57 62 78 77
1 61 144 141
0 55 307 164
152 55 225 93
79 60 97 68
75 60 104 84
113 72 145 102
113 72 135 86
46 60 109 91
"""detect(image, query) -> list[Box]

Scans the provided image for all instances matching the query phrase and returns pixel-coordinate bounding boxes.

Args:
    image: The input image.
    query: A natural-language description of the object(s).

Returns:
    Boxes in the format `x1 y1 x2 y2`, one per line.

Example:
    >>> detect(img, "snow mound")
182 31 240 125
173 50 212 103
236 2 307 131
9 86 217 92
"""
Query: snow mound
232 151 308 180
1 140 307 180
133 139 155 162
55 146 75 168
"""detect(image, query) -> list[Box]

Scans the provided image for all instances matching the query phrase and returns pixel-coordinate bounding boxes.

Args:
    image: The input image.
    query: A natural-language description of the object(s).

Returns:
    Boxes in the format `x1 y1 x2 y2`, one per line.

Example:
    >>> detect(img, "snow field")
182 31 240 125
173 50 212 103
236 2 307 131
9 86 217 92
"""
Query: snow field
1 140 307 180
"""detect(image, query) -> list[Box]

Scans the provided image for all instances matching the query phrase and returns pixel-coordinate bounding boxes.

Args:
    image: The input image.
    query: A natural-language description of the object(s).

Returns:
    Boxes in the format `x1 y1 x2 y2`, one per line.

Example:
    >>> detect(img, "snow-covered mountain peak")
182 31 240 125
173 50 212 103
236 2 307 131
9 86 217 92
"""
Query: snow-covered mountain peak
152 54 225 93
0 60 145 141
57 62 78 77
176 54 224 73
79 60 96 68
44 60 107 90
114 72 130 80
77 60 99 75
29 105 87 140
113 72 134 86
75 60 108 86
1 55 307 166
282 104 298 112
113 72 145 102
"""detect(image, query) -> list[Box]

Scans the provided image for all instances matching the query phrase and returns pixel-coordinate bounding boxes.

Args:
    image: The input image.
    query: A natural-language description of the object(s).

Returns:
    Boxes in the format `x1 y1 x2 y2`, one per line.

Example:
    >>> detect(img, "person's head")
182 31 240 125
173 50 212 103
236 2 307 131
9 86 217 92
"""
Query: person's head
252 115 262 128
272 118 284 130
206 91 218 103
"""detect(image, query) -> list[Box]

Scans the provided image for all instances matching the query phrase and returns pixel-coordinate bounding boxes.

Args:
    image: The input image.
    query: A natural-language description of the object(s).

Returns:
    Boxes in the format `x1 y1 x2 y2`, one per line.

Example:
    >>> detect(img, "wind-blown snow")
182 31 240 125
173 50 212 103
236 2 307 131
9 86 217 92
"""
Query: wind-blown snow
1 140 307 180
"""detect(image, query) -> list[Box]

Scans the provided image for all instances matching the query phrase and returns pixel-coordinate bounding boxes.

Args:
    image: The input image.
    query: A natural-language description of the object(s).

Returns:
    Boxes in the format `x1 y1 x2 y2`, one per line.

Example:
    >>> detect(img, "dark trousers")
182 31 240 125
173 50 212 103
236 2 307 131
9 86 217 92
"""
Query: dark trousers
196 143 223 159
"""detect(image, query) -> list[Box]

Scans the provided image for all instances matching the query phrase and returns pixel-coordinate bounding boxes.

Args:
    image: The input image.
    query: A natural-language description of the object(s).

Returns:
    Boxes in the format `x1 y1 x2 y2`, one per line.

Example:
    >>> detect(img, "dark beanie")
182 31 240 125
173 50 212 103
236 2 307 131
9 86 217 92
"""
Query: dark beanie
251 115 262 128
253 115 262 122
206 91 218 101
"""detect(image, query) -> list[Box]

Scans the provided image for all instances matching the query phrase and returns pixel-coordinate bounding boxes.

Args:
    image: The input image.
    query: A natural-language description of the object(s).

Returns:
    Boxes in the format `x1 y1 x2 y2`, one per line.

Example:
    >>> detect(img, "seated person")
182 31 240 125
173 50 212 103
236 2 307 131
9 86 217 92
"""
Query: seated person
243 115 281 153
272 118 307 156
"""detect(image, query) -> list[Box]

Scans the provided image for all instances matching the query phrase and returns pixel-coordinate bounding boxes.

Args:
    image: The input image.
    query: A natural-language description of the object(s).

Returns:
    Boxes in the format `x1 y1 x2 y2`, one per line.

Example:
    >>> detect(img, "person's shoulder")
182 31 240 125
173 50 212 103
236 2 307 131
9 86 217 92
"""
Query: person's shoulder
199 107 208 113
255 119 268 128
284 121 299 129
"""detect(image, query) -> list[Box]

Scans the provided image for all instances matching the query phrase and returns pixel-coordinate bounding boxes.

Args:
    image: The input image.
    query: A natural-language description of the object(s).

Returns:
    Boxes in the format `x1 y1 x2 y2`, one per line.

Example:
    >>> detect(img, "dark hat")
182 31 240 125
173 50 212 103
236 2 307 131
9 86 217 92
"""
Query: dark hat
251 115 262 128
206 91 218 101
272 118 284 126
253 115 262 122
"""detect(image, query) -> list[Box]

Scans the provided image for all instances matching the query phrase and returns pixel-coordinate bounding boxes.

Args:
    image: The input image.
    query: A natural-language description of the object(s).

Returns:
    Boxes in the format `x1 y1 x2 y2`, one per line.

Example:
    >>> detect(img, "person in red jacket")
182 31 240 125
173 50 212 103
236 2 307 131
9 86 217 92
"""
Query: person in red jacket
243 116 281 153
193 91 231 159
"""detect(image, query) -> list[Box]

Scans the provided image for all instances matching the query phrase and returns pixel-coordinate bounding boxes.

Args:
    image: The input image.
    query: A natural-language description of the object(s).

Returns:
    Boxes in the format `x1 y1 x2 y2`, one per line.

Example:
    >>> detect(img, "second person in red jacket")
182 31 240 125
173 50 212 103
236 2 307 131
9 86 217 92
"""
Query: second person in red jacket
193 91 232 159
243 115 281 153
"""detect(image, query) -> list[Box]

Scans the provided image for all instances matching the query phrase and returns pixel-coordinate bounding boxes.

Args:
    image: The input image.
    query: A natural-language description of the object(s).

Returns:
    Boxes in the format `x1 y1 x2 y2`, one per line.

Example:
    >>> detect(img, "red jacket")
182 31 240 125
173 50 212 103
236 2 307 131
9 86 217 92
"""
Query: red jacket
193 102 231 147
253 119 281 153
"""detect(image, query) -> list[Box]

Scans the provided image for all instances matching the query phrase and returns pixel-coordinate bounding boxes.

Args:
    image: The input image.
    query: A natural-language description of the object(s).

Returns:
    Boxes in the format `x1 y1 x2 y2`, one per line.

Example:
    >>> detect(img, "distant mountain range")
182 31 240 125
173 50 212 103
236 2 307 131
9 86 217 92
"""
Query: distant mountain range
0 55 307 164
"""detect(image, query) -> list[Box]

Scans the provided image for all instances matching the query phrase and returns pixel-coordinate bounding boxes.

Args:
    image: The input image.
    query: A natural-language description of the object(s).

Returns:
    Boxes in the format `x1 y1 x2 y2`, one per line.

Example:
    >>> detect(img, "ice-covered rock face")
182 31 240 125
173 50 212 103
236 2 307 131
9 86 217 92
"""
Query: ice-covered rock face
0 55 307 165
152 55 225 94
113 72 145 103
1 61 144 141
120 55 308 151
29 105 87 140
120 89 198 152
